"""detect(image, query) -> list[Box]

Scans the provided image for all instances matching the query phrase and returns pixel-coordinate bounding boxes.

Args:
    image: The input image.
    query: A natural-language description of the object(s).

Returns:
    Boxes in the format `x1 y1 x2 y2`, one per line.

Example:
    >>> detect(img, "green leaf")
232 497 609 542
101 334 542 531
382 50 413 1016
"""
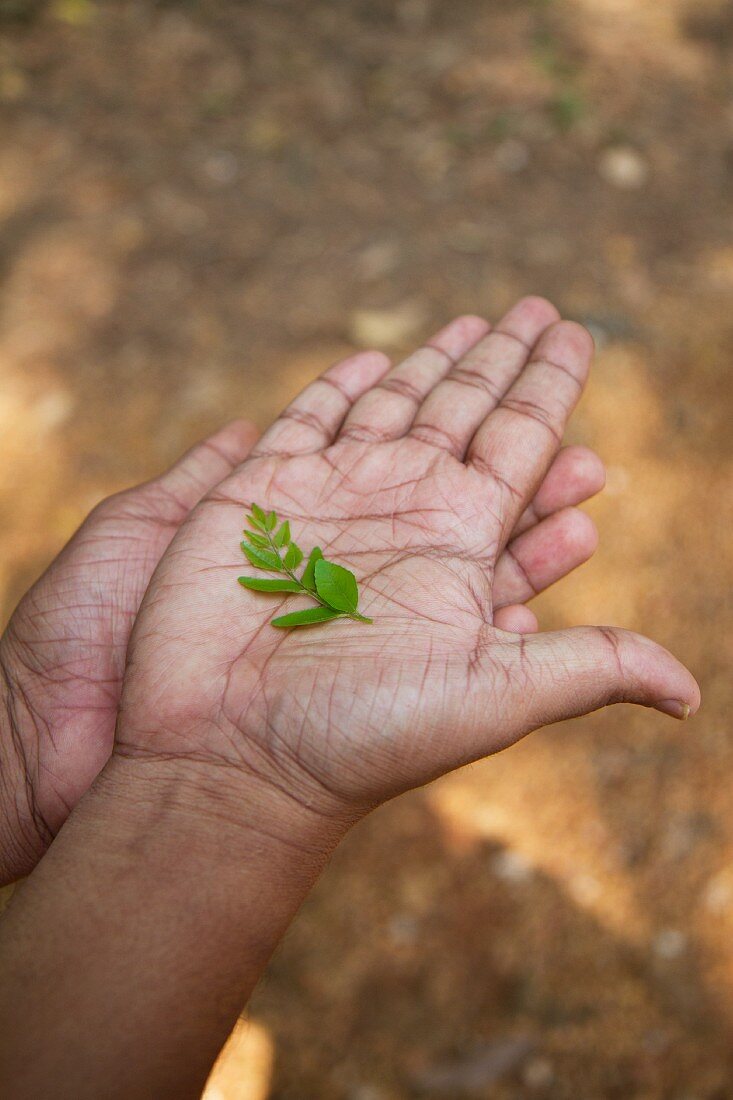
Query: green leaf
243 530 269 548
271 607 343 629
273 520 290 548
238 510 372 628
314 559 359 613
250 503 268 530
241 542 283 572
284 542 304 570
238 577 302 593
300 546 323 590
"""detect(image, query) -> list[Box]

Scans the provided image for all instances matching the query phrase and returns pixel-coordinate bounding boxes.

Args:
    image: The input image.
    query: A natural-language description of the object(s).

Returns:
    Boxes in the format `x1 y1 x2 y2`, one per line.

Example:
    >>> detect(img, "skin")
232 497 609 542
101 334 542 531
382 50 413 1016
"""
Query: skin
0 312 604 884
0 419 261 882
0 298 699 1099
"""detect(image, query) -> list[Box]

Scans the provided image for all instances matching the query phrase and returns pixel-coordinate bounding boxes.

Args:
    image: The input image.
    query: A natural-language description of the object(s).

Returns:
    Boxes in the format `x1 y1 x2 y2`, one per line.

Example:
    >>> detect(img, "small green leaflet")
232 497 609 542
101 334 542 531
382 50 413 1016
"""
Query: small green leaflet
314 559 358 614
249 503 268 529
238 577 302 593
237 505 372 629
301 546 323 591
283 542 303 571
271 607 342 629
241 542 282 571
273 520 290 547
244 529 269 548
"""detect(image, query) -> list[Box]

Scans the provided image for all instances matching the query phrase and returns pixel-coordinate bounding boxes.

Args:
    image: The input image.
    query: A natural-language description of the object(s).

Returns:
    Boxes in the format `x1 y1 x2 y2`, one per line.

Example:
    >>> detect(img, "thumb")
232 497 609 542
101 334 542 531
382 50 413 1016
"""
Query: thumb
517 625 700 727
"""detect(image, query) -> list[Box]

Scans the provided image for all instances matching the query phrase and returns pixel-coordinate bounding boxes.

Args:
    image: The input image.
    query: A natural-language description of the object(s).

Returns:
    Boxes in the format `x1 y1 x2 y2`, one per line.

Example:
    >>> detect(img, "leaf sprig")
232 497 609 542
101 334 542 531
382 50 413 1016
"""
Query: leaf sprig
238 504 372 629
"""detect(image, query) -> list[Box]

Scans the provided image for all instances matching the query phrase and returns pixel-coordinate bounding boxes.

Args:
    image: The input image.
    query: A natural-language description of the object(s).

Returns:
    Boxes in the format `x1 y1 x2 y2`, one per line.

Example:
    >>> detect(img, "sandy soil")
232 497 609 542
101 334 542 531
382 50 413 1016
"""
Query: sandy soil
1 1 732 1096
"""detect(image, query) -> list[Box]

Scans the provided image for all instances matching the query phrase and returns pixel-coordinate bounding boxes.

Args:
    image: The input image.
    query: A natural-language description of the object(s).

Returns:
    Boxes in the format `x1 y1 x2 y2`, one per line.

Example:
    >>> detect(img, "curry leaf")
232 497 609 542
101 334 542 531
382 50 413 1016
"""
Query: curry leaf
301 546 323 590
238 506 372 629
241 542 283 572
250 503 268 530
284 542 304 571
271 607 343 629
273 520 290 548
238 577 303 592
314 559 359 614
243 530 269 548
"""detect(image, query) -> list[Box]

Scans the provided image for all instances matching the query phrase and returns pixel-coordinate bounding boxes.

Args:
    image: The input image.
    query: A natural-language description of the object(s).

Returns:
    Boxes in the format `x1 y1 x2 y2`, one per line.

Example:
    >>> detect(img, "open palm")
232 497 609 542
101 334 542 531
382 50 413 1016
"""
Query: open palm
119 299 699 817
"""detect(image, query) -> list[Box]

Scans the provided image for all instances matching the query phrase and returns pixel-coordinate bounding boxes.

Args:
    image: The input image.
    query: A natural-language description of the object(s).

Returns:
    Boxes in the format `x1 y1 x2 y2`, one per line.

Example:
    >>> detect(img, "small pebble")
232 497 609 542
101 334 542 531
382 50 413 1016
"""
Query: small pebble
598 146 649 190
568 873 602 905
703 873 733 914
491 849 534 884
387 913 419 948
653 928 687 960
349 1087 388 1100
494 139 530 173
202 151 239 186
523 1056 555 1088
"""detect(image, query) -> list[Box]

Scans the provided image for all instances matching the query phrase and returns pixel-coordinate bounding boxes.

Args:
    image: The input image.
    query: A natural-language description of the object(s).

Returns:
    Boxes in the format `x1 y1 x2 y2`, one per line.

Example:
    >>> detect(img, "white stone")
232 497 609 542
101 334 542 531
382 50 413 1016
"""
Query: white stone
491 849 534 884
653 928 687 960
598 146 649 190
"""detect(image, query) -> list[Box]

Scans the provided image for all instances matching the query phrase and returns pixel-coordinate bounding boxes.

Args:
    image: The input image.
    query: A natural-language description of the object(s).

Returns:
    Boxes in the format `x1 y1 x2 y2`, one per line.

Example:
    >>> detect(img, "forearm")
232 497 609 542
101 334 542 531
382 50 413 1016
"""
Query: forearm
0 753 348 1100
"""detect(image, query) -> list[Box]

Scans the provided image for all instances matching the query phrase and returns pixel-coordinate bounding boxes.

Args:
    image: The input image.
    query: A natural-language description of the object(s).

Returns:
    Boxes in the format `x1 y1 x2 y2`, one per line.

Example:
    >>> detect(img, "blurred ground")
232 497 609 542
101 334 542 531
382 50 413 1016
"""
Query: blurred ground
1 0 732 1096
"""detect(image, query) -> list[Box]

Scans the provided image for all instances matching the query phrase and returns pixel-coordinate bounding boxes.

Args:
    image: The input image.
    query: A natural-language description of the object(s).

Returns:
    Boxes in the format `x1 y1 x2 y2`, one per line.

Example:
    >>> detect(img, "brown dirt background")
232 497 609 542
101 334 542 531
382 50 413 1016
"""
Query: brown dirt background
1 1 732 1096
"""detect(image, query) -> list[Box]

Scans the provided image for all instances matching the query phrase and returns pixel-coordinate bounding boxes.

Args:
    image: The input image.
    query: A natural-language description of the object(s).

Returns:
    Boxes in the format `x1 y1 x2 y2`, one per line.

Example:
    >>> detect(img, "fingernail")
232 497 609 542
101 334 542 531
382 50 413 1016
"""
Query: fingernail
655 699 691 721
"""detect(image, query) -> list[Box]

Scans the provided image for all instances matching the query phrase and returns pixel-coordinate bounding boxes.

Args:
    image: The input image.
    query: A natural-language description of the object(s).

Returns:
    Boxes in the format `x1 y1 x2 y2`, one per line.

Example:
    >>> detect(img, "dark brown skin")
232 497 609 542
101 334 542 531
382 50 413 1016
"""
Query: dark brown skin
0 299 698 1099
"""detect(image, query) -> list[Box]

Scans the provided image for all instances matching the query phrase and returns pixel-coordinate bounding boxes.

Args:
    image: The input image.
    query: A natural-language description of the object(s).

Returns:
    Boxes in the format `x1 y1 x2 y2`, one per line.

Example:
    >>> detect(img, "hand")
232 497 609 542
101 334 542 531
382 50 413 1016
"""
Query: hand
0 420 258 881
0 331 601 884
0 299 698 1100
118 298 699 823
0 358 601 888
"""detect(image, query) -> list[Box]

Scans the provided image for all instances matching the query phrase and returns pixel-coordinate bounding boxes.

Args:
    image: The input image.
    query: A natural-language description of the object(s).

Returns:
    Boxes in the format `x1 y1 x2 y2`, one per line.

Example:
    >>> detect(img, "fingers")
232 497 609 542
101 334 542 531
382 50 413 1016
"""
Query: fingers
409 296 560 458
251 350 392 457
143 419 261 518
493 604 539 633
339 315 490 443
516 627 701 727
513 445 605 538
493 507 598 608
468 320 595 539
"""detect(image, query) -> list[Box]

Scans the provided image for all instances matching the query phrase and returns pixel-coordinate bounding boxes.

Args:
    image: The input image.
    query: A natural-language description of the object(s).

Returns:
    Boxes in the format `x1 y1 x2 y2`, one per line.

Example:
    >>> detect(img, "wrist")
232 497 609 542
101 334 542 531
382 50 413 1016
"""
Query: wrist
112 700 369 856
98 748 355 872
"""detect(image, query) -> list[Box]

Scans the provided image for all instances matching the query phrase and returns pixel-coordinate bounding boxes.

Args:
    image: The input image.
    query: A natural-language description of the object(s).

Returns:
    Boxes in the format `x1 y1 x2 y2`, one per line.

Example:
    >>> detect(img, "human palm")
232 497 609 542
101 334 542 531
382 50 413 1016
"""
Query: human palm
119 299 699 817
